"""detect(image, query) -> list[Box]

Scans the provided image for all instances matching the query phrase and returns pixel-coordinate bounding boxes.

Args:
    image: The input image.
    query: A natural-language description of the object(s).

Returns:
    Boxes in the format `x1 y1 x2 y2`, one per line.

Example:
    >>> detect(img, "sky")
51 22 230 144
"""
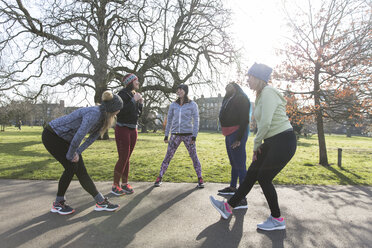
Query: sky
215 0 288 102
227 0 287 68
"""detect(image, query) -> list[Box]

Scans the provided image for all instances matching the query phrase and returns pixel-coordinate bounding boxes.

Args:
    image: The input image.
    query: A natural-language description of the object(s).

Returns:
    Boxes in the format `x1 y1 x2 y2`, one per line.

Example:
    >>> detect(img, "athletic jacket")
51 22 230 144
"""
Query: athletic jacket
253 86 292 151
49 106 104 161
164 100 199 139
219 84 251 141
116 88 143 128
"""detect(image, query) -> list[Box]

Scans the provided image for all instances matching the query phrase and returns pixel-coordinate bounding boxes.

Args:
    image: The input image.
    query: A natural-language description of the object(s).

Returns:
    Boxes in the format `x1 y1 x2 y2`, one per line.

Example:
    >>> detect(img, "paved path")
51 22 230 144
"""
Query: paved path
1 179 371 248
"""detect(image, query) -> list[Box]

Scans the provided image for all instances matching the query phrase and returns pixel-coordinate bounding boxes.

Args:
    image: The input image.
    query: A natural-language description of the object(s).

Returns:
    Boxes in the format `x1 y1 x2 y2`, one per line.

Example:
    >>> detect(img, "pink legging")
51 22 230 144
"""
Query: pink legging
159 135 202 178
114 126 137 185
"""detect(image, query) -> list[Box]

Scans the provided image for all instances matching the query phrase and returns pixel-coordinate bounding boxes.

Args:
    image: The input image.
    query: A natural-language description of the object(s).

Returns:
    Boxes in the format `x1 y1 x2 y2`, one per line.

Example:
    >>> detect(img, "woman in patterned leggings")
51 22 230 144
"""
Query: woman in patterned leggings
154 84 204 188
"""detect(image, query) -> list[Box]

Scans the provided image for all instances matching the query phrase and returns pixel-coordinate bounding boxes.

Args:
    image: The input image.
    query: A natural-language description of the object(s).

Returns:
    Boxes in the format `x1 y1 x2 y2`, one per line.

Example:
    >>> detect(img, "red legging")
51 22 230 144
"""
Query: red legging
114 126 137 185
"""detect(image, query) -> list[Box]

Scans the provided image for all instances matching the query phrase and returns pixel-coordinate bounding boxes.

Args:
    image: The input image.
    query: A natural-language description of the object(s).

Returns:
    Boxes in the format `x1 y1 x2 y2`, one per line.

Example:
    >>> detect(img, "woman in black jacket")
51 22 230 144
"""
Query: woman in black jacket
111 73 143 196
218 82 251 208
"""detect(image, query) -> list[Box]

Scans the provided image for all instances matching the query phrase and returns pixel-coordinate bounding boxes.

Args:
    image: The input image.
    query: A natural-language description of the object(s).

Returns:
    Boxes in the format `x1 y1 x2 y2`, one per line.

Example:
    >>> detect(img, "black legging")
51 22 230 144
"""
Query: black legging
228 130 297 218
42 128 99 198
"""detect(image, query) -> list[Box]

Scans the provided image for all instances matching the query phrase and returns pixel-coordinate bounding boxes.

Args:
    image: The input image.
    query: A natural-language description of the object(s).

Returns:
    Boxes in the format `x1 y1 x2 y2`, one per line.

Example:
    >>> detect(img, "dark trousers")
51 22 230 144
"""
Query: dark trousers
225 128 248 188
114 126 137 185
228 130 297 218
42 128 99 198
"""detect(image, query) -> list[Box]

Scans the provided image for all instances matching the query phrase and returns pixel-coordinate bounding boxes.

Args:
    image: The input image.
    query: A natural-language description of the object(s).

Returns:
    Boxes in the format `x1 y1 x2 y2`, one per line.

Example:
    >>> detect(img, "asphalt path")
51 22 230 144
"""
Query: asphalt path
1 179 371 248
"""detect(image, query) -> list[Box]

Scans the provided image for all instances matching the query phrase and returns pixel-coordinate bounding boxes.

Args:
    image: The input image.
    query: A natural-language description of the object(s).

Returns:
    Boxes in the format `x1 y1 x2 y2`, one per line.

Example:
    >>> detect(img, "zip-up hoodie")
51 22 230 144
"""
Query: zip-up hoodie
164 100 199 139
49 106 104 161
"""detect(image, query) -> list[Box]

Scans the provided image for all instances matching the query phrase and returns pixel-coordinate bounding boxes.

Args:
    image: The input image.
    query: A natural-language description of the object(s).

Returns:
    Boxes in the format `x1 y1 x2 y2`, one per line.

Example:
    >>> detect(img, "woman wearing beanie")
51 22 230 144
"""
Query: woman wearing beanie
210 63 297 231
111 73 143 196
218 82 251 209
42 91 123 215
154 84 204 188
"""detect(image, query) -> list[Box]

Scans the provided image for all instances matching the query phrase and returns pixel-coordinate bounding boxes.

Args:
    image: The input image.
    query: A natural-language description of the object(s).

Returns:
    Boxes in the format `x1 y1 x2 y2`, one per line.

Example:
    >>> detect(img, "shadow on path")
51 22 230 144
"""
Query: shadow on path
197 209 247 248
49 186 197 247
257 229 286 248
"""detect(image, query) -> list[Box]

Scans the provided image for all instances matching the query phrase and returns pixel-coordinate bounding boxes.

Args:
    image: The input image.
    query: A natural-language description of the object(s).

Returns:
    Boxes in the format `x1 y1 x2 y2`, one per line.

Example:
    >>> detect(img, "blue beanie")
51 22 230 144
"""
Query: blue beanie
247 63 273 83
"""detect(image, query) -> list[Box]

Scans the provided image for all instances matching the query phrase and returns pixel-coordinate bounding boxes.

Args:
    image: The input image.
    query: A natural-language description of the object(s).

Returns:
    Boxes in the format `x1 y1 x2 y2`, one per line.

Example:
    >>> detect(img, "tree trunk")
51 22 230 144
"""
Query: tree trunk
93 2 110 140
94 80 109 140
316 110 329 165
141 124 148 133
346 126 352 137
314 64 329 166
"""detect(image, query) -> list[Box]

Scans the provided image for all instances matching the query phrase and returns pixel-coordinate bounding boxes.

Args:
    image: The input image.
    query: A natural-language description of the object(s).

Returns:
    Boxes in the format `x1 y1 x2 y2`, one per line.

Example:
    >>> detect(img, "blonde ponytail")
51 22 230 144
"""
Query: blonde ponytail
99 90 120 137
99 112 117 138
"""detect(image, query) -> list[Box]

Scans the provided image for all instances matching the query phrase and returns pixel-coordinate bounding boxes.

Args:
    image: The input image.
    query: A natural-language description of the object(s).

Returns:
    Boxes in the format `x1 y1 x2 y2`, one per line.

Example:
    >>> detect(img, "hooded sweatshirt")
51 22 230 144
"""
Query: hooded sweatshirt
253 85 292 151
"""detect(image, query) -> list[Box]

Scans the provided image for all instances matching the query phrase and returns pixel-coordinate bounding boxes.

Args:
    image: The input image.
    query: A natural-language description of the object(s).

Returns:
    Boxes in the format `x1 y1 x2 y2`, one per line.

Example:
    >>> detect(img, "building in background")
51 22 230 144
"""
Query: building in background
28 100 81 126
194 94 223 131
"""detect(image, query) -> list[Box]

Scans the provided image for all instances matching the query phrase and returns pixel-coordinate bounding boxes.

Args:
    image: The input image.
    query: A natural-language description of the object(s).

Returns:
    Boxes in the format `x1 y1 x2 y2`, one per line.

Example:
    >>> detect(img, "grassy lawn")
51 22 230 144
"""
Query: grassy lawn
0 126 371 185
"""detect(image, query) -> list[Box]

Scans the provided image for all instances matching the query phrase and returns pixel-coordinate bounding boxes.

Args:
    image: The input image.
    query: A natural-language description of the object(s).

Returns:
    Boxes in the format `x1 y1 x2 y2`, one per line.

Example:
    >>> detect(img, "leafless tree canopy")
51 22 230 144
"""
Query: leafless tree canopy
0 0 236 104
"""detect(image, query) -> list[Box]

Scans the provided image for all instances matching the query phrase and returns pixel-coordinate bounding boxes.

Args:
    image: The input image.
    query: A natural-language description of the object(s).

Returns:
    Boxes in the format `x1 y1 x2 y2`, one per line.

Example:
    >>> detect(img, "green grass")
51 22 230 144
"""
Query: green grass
0 126 371 185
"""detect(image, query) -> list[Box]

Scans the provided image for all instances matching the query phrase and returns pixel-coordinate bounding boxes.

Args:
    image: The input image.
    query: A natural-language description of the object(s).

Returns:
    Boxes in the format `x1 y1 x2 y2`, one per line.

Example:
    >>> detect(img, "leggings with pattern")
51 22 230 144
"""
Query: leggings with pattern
159 135 202 178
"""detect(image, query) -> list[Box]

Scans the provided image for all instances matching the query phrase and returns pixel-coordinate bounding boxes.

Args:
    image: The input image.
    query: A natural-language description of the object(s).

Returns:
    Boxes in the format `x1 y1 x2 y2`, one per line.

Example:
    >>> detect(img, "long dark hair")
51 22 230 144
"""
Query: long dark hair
176 95 191 105
219 82 249 117
125 82 135 92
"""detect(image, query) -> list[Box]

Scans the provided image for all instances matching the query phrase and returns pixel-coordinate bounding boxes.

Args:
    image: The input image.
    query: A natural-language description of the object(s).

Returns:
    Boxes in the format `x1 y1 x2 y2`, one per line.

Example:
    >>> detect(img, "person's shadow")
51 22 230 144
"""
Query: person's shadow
256 229 286 248
197 208 247 248
197 193 248 248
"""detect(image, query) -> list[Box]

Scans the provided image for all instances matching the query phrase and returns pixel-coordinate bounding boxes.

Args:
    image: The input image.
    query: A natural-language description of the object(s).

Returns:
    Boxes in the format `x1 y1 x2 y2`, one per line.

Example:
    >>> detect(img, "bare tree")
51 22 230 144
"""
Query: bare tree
111 0 236 131
0 0 236 134
5 99 33 126
275 0 371 165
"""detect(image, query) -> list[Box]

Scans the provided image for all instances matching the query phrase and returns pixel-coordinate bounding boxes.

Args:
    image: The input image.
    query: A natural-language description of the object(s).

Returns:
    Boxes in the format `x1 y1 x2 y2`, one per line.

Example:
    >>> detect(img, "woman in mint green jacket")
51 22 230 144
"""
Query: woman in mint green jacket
210 63 297 231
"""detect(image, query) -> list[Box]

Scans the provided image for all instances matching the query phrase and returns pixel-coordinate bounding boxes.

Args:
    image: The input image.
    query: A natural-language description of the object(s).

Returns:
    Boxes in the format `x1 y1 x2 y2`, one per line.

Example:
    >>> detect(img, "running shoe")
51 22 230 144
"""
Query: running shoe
197 177 205 188
111 185 126 196
121 183 134 194
50 200 75 215
209 196 232 219
234 198 248 209
94 197 119 212
218 186 237 195
257 216 286 231
154 177 162 187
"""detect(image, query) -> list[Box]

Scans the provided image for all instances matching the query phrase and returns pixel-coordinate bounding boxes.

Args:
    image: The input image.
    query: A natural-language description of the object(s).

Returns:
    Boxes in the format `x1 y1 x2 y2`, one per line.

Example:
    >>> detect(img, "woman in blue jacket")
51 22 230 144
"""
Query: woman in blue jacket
42 91 122 215
154 84 204 188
